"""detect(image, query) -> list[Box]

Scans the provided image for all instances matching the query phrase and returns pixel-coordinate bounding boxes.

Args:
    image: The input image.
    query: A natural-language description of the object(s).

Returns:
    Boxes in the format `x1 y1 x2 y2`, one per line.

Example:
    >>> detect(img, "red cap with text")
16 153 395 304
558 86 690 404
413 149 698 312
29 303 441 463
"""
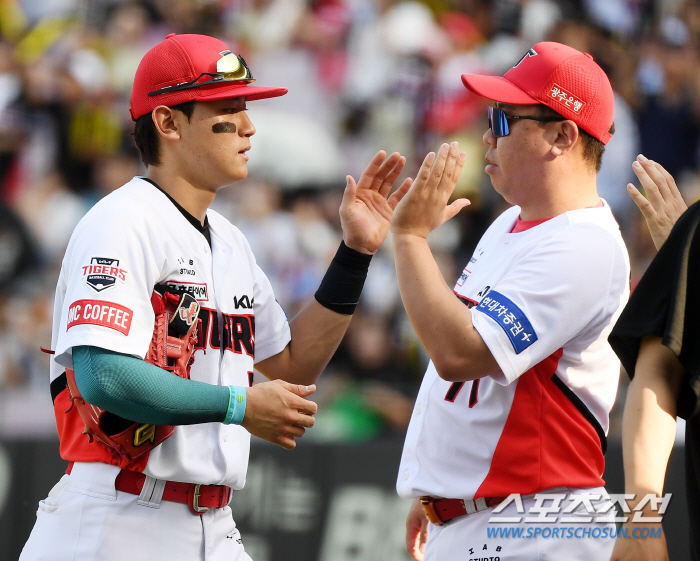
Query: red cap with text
129 34 288 121
461 42 614 144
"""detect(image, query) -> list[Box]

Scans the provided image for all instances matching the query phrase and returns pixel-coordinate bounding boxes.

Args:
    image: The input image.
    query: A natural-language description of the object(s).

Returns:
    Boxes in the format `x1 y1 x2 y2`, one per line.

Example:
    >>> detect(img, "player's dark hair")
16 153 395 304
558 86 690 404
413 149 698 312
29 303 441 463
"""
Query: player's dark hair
133 101 197 167
537 105 614 173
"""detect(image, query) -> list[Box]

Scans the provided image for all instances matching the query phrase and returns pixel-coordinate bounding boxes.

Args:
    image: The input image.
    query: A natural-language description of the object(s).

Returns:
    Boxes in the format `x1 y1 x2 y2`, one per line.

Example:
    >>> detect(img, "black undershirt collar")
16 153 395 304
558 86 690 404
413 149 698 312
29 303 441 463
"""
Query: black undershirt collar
140 177 212 249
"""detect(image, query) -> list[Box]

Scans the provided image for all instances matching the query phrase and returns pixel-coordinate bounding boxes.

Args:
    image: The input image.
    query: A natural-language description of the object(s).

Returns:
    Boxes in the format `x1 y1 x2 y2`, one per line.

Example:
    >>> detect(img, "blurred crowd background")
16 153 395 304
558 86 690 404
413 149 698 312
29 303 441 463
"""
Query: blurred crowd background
0 0 697 442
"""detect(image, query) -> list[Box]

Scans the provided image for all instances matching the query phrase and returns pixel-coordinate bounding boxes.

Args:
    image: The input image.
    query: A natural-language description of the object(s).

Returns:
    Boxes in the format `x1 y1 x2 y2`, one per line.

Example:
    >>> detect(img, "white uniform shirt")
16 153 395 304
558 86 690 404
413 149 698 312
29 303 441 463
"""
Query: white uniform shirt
397 204 629 500
50 178 291 489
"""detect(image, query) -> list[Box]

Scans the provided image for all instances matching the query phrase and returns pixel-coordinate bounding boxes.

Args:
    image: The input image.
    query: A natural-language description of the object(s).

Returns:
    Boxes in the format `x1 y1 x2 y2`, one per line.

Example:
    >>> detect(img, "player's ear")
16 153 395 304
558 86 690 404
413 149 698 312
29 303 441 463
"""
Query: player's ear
547 120 578 158
152 106 182 141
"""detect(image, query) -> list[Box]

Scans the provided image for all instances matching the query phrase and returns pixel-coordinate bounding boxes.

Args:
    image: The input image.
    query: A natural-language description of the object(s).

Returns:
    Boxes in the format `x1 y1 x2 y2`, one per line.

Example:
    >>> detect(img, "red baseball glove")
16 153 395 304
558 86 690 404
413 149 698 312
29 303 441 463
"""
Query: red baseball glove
64 285 201 463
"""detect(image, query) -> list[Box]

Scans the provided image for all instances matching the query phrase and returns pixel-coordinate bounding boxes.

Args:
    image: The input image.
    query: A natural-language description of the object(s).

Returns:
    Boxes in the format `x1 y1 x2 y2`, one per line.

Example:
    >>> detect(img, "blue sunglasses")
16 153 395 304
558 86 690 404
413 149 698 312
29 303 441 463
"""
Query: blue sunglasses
488 106 564 137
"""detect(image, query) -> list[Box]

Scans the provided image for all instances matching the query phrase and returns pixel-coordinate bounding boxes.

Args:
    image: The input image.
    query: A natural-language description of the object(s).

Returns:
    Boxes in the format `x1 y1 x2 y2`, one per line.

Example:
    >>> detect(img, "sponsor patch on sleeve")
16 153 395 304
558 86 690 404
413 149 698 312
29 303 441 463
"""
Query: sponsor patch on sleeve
475 290 537 354
67 300 133 335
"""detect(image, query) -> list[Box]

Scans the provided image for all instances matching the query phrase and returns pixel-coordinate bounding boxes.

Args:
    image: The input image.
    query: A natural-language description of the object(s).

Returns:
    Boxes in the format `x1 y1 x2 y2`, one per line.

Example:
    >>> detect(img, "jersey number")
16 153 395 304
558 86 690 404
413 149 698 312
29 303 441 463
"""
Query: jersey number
444 380 480 407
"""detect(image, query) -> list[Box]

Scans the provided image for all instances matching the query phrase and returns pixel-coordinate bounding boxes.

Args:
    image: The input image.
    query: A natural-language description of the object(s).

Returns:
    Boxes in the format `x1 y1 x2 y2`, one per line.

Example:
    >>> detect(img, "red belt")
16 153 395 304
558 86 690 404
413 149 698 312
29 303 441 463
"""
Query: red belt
420 496 505 526
66 462 231 515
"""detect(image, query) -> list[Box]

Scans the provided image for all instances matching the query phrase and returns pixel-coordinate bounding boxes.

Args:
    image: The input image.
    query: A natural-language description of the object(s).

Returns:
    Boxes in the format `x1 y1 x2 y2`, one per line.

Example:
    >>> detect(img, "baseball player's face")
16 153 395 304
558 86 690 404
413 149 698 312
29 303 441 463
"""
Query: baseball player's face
180 98 255 188
483 103 552 205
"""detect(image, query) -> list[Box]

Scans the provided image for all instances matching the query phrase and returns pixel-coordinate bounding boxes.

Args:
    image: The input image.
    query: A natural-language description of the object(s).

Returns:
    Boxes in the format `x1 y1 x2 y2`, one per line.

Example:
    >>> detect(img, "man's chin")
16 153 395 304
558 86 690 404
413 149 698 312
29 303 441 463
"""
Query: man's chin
225 167 248 185
487 174 500 190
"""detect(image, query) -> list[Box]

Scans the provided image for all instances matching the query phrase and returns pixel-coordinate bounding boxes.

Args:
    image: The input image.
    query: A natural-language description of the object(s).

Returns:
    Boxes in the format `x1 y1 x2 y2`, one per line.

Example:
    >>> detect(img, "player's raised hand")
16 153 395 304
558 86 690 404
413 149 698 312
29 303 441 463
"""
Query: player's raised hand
405 498 429 561
340 150 412 254
628 154 687 250
241 379 317 450
391 142 470 239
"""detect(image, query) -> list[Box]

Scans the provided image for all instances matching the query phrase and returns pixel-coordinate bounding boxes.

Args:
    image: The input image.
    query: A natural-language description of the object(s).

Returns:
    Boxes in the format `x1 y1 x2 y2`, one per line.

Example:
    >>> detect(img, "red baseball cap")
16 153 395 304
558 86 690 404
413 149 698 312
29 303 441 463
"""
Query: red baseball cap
461 42 614 144
130 34 288 121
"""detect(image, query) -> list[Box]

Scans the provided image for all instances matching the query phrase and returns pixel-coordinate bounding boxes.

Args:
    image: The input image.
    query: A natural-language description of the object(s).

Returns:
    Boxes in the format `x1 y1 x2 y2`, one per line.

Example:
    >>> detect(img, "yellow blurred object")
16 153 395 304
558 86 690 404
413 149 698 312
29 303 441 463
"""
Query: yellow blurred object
14 16 73 64
0 0 27 40
69 105 122 159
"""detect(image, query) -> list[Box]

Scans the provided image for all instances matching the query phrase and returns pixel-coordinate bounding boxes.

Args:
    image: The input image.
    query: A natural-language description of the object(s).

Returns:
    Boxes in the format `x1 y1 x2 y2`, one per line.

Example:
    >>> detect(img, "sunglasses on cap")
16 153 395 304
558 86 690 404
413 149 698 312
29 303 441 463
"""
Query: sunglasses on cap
148 52 254 97
488 106 564 137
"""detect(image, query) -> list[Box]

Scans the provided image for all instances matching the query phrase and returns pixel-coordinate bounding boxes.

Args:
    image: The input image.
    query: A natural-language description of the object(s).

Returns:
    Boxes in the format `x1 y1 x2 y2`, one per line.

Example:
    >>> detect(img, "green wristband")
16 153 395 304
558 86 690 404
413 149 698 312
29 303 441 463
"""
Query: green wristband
224 386 247 425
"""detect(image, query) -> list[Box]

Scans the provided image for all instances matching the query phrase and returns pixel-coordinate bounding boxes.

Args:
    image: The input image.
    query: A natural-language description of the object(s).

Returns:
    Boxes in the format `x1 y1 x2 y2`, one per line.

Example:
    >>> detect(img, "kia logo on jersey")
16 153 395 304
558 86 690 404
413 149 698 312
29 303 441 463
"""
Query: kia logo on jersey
233 295 253 309
82 257 128 292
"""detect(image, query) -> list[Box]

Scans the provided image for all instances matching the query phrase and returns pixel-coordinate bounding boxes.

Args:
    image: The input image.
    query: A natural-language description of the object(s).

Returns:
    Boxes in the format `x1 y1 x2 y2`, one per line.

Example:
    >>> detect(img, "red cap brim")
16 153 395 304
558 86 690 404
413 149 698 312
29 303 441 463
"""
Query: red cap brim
130 83 289 120
197 83 288 102
461 74 538 105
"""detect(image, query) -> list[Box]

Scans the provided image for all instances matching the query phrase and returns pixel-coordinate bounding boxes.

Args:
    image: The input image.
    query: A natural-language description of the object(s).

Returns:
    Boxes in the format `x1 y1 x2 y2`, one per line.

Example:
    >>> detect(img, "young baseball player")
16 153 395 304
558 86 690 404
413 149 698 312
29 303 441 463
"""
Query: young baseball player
391 42 630 560
20 33 411 561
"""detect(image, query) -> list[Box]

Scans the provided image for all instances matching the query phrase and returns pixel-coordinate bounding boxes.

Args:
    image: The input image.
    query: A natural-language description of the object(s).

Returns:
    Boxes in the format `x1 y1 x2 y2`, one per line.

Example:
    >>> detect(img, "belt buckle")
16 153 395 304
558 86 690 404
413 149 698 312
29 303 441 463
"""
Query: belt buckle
188 484 209 515
420 496 444 526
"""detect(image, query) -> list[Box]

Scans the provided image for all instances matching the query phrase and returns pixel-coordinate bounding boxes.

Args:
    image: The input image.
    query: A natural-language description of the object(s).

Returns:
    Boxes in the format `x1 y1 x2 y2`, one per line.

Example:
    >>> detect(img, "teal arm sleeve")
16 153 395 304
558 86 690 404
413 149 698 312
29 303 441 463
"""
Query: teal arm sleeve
72 345 238 426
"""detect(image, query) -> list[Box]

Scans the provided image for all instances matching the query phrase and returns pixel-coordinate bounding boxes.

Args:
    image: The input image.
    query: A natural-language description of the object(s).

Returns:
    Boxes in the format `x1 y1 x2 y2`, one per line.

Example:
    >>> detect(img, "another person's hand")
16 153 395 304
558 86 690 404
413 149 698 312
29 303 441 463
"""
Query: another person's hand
406 498 429 561
628 154 687 250
391 142 470 239
340 151 412 254
241 380 317 449
609 523 668 561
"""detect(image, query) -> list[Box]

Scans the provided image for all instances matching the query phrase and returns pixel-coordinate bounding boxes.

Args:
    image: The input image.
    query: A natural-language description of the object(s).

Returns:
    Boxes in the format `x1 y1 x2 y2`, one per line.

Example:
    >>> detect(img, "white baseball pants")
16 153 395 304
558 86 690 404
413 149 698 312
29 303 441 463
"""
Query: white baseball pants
19 462 252 561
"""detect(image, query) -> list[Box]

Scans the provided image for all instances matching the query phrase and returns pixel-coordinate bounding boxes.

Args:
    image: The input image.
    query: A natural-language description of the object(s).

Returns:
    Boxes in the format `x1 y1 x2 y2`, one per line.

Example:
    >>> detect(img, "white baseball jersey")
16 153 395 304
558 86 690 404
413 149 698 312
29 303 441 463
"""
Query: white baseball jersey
49 177 291 489
397 203 630 501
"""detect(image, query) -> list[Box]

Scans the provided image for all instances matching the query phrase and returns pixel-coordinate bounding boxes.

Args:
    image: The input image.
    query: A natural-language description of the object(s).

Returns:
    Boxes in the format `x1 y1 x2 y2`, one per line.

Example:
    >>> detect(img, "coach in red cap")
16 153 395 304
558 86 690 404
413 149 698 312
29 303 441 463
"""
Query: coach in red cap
390 42 629 560
20 34 412 561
